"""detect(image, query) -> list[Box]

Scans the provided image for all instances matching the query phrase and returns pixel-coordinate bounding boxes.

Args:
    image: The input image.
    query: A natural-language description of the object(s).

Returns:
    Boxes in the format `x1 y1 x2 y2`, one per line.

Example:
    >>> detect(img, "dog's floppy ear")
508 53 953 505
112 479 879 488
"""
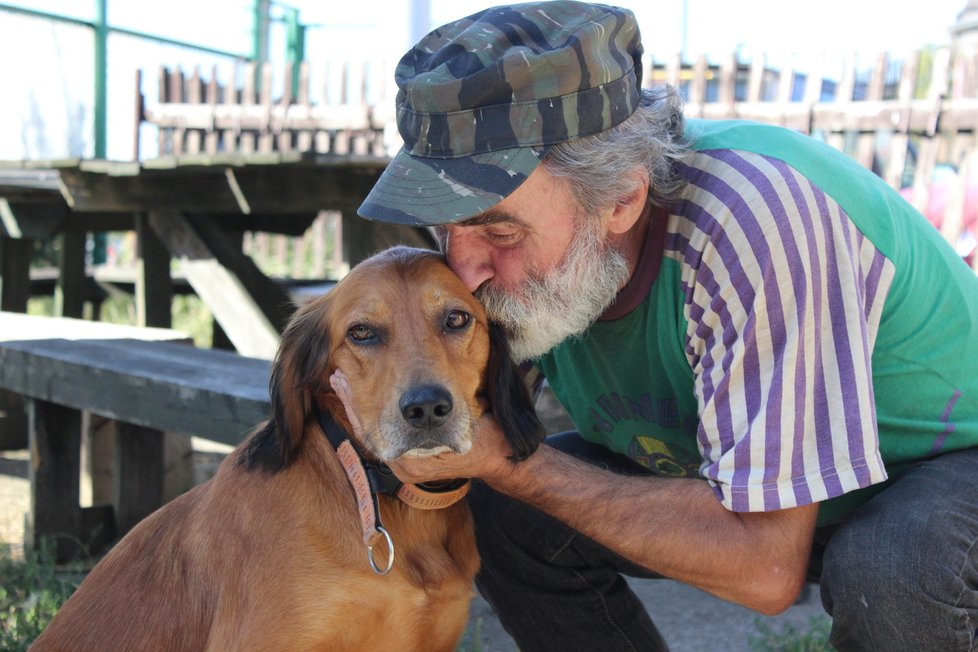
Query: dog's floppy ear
241 302 332 473
486 321 546 461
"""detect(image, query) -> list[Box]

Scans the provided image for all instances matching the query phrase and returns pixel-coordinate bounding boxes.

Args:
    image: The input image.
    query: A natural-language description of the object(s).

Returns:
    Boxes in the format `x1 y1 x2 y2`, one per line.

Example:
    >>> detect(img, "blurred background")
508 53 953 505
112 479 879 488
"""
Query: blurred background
1 0 976 341
2 5 977 649
0 0 970 160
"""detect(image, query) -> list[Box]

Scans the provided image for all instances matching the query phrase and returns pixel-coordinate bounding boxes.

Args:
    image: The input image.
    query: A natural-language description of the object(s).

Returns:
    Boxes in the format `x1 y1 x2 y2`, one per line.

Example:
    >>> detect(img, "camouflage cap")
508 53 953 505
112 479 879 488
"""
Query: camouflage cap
358 1 644 226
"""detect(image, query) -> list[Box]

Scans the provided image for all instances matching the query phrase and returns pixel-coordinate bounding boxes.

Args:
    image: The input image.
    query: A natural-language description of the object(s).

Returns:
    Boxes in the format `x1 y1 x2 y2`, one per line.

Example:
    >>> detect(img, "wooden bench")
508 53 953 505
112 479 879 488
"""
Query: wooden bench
0 312 271 559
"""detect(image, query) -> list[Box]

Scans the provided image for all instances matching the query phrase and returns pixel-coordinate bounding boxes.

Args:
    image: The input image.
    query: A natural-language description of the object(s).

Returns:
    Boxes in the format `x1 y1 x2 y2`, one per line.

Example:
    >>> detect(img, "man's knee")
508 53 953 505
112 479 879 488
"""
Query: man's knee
820 506 978 649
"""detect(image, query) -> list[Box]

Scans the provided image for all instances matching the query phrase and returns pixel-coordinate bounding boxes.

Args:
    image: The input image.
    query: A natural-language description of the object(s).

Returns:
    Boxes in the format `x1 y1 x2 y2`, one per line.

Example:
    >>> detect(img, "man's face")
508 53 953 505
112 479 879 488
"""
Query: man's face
437 166 630 363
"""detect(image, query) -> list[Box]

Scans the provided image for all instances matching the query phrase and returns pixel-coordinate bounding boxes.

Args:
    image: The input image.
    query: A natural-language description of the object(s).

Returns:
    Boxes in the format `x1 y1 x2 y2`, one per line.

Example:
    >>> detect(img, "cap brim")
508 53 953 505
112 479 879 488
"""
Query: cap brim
358 145 547 226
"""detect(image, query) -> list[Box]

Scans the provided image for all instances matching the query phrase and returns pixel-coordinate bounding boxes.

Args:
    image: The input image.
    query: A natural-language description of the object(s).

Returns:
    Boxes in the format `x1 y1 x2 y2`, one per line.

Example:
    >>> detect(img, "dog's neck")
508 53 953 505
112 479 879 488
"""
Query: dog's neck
315 409 470 574
316 409 469 507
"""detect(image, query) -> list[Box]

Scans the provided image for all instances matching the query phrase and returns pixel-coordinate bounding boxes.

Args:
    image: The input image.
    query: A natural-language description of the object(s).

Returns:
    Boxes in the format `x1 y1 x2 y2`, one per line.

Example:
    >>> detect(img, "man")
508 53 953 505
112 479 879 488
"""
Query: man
352 2 978 650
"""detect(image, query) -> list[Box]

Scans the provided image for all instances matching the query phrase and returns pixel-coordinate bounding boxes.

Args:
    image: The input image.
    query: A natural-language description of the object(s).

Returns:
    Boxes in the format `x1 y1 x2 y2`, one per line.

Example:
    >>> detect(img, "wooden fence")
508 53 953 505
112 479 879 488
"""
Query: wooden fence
135 60 393 159
136 48 978 272
648 49 978 268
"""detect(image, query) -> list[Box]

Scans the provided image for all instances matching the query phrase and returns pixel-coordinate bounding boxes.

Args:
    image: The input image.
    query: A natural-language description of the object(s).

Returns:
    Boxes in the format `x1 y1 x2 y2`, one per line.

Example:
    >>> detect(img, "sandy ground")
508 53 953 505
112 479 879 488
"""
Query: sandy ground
1 445 830 651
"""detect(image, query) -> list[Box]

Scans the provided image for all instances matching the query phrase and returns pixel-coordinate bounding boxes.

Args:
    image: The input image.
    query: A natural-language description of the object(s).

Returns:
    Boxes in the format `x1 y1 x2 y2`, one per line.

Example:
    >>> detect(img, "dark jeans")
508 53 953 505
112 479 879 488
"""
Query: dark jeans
469 433 978 651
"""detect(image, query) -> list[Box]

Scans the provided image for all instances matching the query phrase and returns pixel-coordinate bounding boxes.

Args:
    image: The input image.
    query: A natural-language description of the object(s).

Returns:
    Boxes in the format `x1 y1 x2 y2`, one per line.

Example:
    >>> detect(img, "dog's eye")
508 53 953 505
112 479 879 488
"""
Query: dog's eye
445 310 470 331
348 324 376 343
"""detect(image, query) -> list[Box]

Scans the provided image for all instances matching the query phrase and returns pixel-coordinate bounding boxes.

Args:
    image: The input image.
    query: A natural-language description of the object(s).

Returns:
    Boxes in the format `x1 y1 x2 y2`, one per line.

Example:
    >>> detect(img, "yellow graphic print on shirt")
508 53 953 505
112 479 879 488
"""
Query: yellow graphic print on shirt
627 436 702 478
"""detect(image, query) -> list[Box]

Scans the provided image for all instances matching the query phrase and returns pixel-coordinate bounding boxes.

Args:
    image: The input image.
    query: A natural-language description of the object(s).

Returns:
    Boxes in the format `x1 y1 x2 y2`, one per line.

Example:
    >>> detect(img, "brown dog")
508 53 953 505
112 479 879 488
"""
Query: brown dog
33 246 543 651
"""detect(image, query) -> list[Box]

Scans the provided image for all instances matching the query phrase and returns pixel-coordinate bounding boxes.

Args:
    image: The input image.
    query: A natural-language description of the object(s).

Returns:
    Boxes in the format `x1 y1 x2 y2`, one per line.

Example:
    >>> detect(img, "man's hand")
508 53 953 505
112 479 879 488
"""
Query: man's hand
387 411 515 484
329 369 517 484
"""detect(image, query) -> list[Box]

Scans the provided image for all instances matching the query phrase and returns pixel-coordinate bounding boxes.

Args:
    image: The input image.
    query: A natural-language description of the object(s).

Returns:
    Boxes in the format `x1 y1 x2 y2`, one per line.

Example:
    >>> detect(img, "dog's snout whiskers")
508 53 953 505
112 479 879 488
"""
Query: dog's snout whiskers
399 384 453 429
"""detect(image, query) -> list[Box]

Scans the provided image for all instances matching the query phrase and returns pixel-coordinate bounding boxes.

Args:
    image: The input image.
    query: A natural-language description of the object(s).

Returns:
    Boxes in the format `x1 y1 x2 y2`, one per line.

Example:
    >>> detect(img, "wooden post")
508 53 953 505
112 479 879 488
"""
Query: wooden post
0 389 27 450
80 412 114 507
717 54 737 113
0 236 32 313
259 62 275 154
801 57 824 134
157 66 170 155
186 67 203 154
137 211 194 505
168 68 187 156
883 52 921 191
296 62 313 152
854 53 888 170
827 55 857 153
147 210 286 358
113 421 164 534
205 64 221 155
910 48 951 217
241 62 258 154
26 398 84 560
134 68 144 160
135 212 172 328
747 54 765 103
0 232 36 451
55 230 86 319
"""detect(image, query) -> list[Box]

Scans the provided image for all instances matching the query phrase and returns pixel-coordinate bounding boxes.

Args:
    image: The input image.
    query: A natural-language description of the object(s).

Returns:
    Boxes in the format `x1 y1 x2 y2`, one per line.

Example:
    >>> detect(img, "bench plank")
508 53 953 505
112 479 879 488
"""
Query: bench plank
0 311 192 450
0 315 275 558
0 338 271 446
0 311 190 343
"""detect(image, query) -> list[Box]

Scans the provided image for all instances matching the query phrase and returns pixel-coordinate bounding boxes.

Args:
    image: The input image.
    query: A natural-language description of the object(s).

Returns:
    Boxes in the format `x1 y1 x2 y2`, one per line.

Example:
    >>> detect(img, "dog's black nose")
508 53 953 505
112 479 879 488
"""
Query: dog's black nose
400 385 453 428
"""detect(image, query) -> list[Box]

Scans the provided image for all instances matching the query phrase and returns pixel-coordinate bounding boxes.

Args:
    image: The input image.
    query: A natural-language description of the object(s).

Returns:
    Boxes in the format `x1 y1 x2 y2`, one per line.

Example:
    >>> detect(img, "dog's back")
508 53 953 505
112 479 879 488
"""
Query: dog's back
34 442 478 651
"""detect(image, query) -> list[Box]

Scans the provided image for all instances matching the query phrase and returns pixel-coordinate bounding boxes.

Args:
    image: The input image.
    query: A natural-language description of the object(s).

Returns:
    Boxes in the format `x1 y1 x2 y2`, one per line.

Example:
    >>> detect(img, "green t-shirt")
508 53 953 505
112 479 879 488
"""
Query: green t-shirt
537 120 978 525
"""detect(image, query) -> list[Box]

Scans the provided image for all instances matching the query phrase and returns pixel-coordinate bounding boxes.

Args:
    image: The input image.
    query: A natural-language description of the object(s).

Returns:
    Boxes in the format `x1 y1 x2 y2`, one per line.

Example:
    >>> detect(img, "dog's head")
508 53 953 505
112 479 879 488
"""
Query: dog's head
243 246 544 472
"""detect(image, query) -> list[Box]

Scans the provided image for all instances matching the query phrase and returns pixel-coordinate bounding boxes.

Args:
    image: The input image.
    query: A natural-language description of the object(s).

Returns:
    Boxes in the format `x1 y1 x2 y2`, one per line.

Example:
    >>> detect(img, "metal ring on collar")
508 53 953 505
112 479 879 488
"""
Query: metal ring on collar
367 525 395 575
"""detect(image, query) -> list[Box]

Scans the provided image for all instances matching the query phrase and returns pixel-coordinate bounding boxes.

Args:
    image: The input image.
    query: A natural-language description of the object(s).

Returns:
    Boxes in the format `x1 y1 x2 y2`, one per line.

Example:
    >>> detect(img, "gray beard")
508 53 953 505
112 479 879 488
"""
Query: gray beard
477 223 631 364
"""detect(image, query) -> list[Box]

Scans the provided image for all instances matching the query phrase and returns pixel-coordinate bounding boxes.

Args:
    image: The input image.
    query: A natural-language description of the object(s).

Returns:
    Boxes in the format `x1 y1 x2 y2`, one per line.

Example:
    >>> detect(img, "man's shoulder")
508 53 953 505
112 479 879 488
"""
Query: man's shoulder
685 119 824 155
681 119 880 203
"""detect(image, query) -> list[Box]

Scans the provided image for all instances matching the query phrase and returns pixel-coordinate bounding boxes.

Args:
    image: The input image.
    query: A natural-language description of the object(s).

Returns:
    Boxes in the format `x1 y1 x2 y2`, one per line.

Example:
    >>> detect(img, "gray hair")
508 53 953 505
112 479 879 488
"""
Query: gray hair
542 85 689 217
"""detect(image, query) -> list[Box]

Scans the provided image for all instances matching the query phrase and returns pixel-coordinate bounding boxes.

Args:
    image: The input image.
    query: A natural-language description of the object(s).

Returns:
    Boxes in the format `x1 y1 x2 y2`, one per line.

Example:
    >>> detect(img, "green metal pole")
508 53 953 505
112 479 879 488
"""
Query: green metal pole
92 0 108 265
94 0 107 159
252 0 270 94
284 8 306 97
252 0 267 62
295 24 305 97
0 3 247 59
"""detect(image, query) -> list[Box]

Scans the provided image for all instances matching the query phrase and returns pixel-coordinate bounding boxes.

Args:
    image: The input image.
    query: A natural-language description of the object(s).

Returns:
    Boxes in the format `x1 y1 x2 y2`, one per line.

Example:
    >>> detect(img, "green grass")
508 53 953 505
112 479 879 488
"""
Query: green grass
0 543 84 652
27 294 214 349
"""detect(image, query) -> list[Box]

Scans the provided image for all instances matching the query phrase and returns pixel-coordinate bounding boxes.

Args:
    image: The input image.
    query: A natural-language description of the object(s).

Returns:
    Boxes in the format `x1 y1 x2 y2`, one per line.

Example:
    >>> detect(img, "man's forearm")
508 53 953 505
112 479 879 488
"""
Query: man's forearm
487 442 818 614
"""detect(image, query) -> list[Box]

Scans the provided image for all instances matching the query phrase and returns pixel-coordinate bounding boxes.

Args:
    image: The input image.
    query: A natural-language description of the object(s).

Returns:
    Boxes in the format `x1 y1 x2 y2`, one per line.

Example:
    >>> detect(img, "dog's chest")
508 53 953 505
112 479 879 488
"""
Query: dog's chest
400 543 475 593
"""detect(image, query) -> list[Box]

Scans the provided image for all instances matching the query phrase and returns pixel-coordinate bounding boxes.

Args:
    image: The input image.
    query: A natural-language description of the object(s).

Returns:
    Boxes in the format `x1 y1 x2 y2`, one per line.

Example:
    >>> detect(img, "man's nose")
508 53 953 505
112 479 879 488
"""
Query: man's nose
443 227 493 292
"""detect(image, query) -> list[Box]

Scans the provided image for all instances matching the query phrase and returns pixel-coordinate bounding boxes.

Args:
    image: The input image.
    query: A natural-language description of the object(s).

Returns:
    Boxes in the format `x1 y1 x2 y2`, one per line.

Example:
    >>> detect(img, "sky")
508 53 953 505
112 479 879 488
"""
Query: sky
0 0 971 160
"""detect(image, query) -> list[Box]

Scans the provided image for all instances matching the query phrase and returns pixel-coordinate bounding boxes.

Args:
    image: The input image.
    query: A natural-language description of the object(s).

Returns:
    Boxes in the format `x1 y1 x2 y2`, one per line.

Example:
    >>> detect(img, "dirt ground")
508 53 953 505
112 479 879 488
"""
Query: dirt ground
1 437 830 651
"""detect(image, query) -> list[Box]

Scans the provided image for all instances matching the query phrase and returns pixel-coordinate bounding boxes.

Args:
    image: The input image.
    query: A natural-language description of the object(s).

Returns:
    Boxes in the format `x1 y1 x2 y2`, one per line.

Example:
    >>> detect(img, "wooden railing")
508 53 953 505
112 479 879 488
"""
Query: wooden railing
646 49 978 267
135 60 393 159
136 48 978 270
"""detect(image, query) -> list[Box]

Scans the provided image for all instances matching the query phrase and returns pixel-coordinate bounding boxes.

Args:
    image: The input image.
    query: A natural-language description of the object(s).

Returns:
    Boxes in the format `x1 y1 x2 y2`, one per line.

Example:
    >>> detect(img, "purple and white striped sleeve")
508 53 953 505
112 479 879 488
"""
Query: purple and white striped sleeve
671 150 892 513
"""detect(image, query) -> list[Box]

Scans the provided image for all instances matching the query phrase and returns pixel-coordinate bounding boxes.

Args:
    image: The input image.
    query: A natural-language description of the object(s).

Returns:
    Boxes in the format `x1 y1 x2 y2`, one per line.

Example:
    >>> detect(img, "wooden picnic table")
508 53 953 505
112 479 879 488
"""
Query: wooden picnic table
0 153 433 359
0 311 272 558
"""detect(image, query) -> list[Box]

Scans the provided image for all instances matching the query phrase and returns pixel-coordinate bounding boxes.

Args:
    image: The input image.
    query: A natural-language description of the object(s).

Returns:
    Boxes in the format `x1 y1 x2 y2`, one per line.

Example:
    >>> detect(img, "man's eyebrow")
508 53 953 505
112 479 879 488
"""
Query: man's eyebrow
457 209 526 228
